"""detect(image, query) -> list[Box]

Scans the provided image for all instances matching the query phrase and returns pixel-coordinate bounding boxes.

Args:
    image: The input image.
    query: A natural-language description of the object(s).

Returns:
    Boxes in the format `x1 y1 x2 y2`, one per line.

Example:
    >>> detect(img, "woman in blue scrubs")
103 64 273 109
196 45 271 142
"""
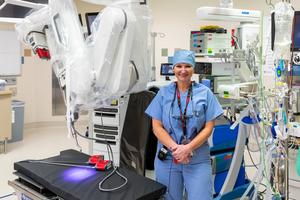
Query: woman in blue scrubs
145 50 223 200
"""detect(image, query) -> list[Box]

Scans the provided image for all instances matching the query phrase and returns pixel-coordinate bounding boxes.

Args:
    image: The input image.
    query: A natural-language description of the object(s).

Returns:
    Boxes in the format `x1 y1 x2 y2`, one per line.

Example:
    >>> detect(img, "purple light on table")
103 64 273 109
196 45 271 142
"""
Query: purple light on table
63 167 96 182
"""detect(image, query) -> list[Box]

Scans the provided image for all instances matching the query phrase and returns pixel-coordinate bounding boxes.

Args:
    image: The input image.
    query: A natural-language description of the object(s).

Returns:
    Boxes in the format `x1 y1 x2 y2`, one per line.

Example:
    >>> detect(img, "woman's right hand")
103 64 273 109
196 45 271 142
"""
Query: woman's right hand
181 157 190 164
171 144 192 164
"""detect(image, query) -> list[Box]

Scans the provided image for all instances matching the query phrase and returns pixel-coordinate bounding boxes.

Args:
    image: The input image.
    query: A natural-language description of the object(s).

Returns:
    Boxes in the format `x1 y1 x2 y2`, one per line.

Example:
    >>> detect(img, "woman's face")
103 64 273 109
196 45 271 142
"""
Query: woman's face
173 63 194 83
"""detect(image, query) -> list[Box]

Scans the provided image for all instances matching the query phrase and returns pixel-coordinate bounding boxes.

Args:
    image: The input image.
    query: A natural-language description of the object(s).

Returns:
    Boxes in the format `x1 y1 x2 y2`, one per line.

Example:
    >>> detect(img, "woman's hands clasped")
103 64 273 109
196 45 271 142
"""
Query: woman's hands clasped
171 144 193 164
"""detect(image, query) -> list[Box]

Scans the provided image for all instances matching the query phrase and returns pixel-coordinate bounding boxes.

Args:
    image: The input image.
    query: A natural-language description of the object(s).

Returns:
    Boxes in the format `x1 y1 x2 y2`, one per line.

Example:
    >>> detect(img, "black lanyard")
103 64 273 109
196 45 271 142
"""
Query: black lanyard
175 82 193 139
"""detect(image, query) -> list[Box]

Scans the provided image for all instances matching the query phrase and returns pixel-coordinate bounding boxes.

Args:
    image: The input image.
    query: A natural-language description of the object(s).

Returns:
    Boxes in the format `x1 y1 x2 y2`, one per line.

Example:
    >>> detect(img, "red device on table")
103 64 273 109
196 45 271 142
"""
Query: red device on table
88 155 112 171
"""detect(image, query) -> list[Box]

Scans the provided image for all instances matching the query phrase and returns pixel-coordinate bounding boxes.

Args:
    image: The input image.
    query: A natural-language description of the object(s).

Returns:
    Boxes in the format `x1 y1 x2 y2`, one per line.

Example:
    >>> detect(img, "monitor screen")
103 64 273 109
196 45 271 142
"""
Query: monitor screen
293 11 300 50
160 63 174 76
85 12 99 35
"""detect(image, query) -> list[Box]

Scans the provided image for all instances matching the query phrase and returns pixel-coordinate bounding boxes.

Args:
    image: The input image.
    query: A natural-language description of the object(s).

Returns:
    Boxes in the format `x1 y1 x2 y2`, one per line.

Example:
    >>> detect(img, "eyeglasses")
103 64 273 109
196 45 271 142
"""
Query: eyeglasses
170 99 204 120
170 99 195 120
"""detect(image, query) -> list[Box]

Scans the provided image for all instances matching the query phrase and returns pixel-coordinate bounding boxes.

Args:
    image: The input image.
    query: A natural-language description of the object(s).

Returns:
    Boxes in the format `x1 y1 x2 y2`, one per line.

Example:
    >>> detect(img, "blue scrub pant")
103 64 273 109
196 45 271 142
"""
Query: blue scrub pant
155 158 212 200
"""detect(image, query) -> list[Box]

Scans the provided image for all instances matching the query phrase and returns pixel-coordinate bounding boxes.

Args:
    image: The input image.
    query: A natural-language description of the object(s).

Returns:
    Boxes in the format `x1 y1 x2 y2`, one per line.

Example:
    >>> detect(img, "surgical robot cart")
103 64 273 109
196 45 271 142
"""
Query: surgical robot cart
89 95 130 168
89 91 156 175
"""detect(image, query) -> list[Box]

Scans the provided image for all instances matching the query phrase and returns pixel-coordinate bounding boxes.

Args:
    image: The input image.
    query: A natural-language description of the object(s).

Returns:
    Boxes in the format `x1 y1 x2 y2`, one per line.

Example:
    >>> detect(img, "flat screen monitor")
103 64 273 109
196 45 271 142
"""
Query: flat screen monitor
293 11 300 51
85 12 99 35
160 63 174 76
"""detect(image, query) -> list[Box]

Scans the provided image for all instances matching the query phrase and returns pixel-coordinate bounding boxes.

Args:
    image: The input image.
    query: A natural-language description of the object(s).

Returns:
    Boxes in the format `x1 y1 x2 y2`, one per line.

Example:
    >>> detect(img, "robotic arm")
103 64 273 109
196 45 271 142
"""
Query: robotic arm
16 0 152 132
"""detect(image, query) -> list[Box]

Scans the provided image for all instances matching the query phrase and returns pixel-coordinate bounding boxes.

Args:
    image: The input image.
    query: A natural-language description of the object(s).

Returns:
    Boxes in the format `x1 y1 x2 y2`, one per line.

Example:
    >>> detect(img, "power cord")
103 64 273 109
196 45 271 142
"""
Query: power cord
165 90 180 200
246 142 259 169
71 122 128 192
0 193 15 199
165 83 194 200
245 142 269 198
98 165 128 192
245 169 267 198
27 160 93 168
70 120 83 152
97 112 127 192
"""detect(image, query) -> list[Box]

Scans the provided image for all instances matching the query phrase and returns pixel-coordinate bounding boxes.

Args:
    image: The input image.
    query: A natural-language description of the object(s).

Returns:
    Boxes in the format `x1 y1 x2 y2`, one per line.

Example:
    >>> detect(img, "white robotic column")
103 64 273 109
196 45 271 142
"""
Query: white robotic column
89 95 129 167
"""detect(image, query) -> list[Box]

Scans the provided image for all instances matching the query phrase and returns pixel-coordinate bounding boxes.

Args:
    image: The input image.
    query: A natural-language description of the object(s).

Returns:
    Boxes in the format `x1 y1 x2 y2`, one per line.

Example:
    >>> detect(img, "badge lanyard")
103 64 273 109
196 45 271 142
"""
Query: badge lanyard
175 82 193 143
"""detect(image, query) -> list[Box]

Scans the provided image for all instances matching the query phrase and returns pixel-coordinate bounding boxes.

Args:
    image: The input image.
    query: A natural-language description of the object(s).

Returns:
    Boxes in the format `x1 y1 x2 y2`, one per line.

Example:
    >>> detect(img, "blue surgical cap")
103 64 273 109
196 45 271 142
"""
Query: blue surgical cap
172 50 195 68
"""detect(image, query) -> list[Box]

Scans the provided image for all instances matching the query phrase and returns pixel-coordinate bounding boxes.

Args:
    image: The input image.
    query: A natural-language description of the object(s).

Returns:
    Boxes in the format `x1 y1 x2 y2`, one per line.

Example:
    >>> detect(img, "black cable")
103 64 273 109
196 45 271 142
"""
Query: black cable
259 183 267 194
27 160 93 168
163 84 181 200
246 143 259 169
257 192 264 200
97 110 127 191
166 99 177 200
71 123 82 152
99 112 113 164
290 178 300 183
245 170 268 198
165 82 194 199
71 123 98 142
70 112 128 192
0 193 15 199
166 82 195 199
245 144 269 198
245 159 268 197
169 86 179 143
27 30 46 35
166 158 176 200
245 164 259 168
98 165 128 192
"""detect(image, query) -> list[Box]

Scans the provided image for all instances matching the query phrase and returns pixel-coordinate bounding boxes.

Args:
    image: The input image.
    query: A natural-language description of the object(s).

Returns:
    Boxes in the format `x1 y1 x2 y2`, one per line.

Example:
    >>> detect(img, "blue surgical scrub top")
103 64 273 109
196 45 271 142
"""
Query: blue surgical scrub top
145 82 223 163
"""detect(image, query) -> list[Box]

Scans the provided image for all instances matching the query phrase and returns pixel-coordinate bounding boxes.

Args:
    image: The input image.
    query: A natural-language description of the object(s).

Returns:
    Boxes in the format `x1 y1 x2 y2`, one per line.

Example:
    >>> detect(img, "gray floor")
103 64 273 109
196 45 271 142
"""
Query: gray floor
0 123 299 199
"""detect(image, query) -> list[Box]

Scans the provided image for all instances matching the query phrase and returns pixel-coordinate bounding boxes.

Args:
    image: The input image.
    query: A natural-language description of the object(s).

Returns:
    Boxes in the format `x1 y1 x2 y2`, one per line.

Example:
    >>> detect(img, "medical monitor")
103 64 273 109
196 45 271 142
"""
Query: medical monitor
85 12 99 35
160 63 174 76
292 11 300 51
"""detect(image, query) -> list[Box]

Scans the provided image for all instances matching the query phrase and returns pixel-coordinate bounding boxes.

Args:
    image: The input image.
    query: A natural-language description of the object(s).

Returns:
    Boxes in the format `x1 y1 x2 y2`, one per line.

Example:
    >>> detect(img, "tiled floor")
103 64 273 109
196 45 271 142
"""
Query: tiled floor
0 122 299 200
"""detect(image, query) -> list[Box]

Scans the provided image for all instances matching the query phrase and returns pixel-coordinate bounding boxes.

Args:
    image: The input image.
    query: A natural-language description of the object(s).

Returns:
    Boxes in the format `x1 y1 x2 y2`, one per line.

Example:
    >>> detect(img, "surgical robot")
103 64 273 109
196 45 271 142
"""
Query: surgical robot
15 0 152 138
7 0 162 199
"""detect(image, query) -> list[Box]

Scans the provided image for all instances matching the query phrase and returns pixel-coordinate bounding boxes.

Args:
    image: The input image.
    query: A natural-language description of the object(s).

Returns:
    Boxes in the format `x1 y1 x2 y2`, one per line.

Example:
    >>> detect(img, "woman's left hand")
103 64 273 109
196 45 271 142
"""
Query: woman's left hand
172 144 192 163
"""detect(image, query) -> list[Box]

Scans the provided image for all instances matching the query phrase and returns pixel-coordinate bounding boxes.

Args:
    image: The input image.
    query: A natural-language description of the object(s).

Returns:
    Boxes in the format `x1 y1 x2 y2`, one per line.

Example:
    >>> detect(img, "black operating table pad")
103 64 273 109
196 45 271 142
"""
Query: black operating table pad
13 149 166 200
